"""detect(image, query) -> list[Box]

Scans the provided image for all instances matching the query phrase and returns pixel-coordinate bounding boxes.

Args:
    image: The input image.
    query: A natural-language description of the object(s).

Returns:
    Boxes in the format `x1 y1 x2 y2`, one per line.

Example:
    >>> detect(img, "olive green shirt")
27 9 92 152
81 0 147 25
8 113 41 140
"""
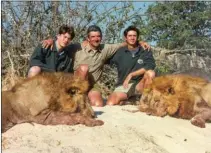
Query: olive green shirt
68 43 122 84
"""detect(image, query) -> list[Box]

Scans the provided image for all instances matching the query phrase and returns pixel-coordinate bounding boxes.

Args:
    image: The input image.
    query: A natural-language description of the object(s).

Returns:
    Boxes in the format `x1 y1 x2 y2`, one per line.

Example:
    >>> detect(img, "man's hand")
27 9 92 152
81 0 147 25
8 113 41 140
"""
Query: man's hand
139 41 151 51
42 39 54 50
123 73 133 89
81 40 89 48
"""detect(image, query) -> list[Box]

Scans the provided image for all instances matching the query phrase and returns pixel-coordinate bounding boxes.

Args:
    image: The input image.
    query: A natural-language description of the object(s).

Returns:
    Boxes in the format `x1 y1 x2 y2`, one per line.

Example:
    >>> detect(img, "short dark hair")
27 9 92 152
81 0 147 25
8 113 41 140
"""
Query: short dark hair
123 25 140 38
87 25 102 37
58 25 75 39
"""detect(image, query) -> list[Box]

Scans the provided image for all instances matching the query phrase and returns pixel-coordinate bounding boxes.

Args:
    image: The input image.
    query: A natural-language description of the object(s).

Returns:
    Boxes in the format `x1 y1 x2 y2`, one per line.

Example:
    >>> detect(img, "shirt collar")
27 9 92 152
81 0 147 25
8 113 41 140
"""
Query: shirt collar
53 40 67 53
84 44 102 53
124 45 142 52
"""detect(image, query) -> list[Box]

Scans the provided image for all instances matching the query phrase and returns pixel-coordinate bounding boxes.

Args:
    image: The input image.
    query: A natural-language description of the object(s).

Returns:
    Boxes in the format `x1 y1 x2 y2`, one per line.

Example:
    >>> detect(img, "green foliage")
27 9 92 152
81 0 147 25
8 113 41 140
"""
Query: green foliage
134 1 211 49
2 1 210 80
1 1 144 78
155 64 173 75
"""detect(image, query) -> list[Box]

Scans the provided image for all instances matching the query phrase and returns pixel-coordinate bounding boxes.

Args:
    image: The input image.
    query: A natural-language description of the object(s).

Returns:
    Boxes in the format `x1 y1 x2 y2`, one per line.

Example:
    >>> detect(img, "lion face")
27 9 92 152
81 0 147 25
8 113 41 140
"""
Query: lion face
139 81 178 117
55 76 95 118
141 87 164 109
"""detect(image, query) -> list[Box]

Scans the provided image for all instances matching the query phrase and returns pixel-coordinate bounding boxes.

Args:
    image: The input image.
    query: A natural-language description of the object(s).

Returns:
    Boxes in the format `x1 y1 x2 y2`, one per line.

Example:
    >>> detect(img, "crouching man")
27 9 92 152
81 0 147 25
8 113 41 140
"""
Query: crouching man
107 26 156 105
28 24 75 77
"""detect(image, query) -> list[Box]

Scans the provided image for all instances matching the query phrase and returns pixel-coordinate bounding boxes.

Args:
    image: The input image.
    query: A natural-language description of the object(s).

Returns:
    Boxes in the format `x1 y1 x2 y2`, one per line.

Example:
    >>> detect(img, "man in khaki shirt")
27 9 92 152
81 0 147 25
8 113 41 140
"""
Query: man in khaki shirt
72 39 122 84
42 25 150 107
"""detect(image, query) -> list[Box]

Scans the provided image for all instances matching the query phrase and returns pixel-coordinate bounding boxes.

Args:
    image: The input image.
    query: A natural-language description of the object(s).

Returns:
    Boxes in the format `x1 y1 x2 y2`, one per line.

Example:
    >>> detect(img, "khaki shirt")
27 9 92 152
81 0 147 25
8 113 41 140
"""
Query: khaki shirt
69 43 122 84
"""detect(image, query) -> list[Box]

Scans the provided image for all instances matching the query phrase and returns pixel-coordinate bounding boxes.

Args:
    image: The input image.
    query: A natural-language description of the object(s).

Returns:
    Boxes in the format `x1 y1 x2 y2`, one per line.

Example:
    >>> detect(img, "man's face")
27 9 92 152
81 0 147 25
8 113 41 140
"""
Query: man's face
87 31 102 49
124 30 138 46
57 33 72 48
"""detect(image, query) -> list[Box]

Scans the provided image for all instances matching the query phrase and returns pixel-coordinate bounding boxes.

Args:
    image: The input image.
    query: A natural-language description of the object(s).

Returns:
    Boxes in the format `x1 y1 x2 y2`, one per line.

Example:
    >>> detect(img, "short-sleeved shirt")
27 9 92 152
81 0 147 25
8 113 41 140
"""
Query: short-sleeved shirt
110 46 156 87
29 41 73 73
67 43 122 84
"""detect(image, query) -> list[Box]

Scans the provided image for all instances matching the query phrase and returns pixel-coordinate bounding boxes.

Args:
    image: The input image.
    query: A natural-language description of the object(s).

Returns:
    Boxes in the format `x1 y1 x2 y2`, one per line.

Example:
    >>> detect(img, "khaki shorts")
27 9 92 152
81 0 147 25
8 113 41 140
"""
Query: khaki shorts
90 83 101 93
114 83 137 98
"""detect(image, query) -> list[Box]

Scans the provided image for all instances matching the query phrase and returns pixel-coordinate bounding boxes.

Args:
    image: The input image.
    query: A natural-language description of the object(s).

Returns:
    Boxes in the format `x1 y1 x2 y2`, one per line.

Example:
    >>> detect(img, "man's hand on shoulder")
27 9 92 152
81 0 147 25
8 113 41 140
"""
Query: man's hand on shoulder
81 39 89 48
139 41 151 51
41 39 54 50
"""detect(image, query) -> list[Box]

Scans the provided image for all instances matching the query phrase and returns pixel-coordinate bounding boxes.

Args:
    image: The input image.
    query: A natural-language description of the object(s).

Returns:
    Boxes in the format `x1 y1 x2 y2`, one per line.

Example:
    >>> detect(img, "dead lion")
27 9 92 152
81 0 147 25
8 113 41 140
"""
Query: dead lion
138 74 211 128
2 72 104 133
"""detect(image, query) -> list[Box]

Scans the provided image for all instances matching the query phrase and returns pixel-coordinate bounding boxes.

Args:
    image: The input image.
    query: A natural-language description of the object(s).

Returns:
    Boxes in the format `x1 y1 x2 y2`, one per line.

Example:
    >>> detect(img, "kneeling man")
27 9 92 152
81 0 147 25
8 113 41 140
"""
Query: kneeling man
107 26 156 105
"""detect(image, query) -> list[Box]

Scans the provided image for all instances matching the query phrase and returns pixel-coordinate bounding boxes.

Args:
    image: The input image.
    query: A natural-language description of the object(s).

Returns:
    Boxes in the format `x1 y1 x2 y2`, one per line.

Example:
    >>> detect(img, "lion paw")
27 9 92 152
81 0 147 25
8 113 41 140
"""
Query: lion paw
191 116 206 128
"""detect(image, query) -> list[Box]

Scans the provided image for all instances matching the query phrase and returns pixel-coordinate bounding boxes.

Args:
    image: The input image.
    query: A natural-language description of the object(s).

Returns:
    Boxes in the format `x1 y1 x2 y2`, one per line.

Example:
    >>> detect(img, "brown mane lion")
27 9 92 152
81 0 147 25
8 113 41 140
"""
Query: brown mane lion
139 74 211 128
2 72 104 133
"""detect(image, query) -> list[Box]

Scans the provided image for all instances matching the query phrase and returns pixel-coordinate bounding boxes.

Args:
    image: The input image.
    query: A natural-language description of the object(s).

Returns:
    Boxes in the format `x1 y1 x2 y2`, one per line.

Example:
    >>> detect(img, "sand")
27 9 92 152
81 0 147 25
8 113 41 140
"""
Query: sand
2 105 211 153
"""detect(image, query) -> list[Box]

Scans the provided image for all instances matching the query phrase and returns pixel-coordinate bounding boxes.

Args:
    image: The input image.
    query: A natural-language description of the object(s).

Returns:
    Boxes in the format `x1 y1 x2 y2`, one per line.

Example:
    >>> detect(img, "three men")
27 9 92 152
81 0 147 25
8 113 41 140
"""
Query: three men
40 25 150 107
29 25 153 107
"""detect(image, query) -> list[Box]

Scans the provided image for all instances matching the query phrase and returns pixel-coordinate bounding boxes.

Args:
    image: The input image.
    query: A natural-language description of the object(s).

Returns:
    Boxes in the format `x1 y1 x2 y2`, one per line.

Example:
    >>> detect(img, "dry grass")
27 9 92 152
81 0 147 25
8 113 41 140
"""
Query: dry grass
2 69 24 91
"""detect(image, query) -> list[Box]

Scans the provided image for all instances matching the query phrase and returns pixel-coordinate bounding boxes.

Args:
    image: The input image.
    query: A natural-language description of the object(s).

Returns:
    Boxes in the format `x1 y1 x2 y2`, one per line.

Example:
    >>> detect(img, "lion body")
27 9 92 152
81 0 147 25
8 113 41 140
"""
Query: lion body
2 72 103 132
139 74 211 128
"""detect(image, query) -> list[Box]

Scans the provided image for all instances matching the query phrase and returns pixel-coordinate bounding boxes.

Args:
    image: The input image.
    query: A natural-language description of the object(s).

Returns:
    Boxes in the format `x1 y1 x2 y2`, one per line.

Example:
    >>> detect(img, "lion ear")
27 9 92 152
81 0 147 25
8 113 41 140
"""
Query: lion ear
168 87 175 95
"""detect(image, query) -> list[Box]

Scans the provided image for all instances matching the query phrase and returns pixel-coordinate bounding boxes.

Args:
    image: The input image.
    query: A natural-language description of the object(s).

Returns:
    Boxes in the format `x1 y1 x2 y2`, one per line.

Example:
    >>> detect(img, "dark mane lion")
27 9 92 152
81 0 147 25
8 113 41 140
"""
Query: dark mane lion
139 74 211 128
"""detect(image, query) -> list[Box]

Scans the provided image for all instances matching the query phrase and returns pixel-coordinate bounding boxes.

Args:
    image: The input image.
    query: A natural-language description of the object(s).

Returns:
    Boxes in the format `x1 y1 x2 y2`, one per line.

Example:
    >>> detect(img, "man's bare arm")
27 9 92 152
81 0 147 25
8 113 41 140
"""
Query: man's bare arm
123 68 146 88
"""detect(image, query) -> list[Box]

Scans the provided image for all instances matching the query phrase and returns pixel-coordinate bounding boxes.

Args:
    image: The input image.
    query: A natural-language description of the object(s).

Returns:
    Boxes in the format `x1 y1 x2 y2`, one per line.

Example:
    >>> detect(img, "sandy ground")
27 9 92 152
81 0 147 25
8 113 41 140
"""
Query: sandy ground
2 105 211 153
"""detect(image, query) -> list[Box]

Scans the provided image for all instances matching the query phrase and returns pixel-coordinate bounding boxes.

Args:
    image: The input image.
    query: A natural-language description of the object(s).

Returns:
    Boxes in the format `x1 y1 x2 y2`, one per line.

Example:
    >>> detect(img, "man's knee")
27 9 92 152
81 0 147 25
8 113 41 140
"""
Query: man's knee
143 70 156 89
28 66 41 78
75 64 89 80
136 70 155 93
88 90 104 107
107 95 117 106
106 92 127 106
145 70 156 79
